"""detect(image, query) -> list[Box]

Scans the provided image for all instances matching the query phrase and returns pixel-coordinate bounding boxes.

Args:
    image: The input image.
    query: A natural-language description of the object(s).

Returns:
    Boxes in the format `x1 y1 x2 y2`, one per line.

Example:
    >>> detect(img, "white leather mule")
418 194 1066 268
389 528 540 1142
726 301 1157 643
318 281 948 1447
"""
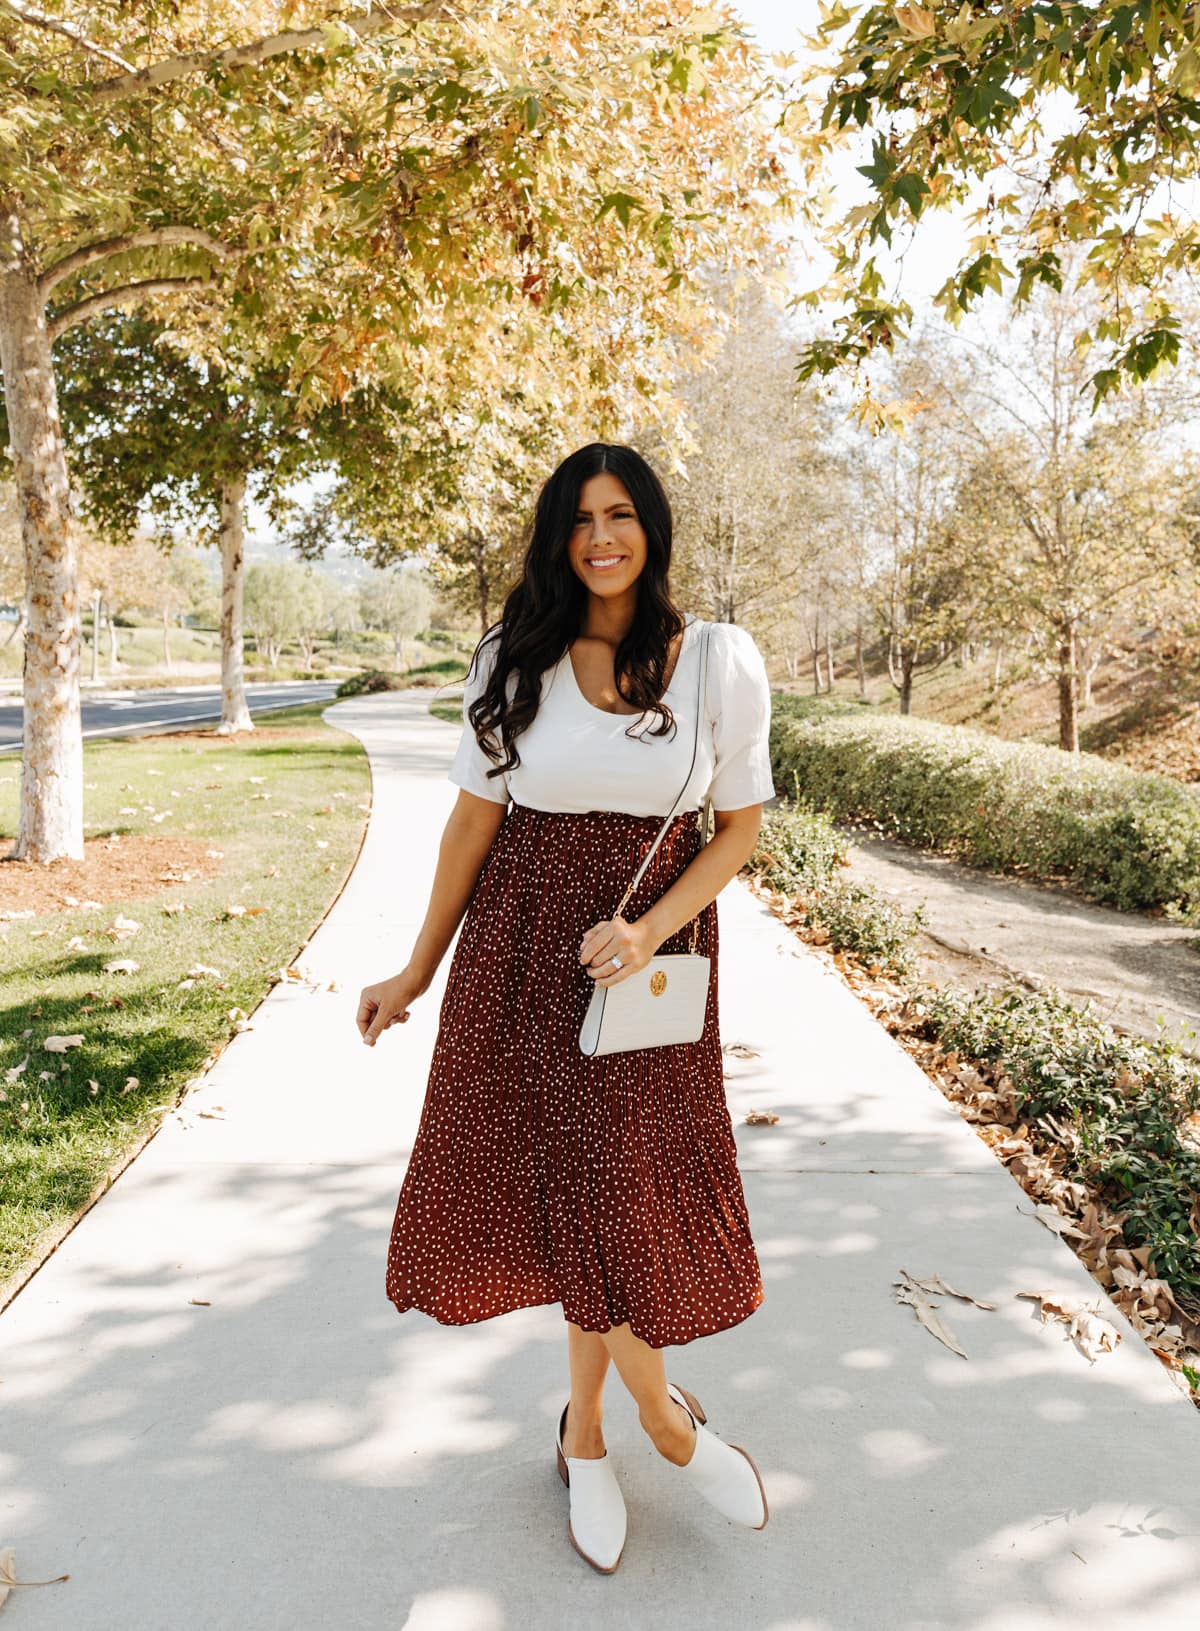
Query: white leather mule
555 1401 628 1573
666 1381 769 1530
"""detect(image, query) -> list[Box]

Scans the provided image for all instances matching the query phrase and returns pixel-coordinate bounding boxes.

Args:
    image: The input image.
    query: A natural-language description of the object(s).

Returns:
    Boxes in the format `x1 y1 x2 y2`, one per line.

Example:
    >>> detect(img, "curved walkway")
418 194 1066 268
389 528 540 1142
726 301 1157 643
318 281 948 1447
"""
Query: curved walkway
0 691 1197 1630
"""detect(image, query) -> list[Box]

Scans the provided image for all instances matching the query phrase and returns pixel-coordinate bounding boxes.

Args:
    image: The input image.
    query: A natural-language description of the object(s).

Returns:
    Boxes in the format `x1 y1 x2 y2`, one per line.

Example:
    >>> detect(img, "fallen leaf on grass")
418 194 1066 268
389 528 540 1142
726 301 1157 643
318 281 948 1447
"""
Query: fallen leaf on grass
0 1545 70 1603
894 1269 969 1358
43 1035 84 1053
102 958 140 975
103 913 141 940
1017 1289 1122 1361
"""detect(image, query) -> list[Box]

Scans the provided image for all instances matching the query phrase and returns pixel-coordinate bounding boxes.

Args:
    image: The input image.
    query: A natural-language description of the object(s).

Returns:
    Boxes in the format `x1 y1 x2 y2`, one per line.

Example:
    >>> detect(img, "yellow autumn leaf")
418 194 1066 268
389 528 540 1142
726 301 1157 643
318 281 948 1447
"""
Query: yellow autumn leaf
894 5 936 39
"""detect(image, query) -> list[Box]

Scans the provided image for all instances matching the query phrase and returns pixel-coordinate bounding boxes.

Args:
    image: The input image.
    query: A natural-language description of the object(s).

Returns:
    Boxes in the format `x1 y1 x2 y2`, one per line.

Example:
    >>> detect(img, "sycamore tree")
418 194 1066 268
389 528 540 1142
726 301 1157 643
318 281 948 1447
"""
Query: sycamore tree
0 0 795 863
793 1 1200 402
649 275 851 641
857 349 978 714
942 298 1200 749
51 312 343 731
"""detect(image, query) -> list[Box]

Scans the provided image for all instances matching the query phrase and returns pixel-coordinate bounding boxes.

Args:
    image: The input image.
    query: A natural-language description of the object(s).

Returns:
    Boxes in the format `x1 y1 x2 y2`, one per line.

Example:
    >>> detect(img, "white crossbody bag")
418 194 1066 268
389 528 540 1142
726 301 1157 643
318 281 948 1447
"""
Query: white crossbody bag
578 620 714 1058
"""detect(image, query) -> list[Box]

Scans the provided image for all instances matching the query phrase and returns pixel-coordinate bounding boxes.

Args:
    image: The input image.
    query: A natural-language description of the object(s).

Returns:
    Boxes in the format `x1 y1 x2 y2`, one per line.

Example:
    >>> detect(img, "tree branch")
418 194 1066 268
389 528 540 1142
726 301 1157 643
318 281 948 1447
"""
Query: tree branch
0 0 135 71
88 2 452 103
40 226 234 297
47 276 212 342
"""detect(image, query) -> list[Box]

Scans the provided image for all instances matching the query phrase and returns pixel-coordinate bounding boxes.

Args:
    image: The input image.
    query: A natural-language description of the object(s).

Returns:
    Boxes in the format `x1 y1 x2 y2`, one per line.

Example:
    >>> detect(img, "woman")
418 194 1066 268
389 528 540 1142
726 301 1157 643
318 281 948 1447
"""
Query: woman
356 442 775 1573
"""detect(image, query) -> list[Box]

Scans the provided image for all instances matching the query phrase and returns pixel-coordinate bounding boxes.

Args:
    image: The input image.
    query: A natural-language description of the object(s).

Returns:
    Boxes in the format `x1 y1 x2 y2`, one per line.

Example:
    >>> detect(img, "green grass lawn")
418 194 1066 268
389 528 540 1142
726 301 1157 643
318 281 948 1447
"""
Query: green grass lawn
0 700 372 1292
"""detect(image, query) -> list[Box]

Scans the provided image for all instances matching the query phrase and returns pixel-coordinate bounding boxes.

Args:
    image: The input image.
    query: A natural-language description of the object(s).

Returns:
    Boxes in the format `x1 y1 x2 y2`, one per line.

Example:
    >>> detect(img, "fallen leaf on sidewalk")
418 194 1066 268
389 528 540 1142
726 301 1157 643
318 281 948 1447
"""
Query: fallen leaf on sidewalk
744 1108 780 1125
1017 1289 1122 1361
1018 1201 1092 1242
894 1270 969 1358
723 1042 760 1058
902 1270 999 1310
0 1546 70 1604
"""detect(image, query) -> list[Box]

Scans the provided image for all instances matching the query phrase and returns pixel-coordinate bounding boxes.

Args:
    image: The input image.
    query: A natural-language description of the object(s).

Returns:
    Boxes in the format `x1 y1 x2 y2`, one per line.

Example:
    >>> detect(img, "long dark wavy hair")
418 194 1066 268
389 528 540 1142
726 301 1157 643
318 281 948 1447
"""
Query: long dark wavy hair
464 442 689 787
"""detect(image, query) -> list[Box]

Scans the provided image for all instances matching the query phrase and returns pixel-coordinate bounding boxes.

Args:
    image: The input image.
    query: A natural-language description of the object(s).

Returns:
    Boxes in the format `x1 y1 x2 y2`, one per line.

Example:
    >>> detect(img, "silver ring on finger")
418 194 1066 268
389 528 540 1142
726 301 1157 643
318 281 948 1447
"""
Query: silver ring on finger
610 954 623 970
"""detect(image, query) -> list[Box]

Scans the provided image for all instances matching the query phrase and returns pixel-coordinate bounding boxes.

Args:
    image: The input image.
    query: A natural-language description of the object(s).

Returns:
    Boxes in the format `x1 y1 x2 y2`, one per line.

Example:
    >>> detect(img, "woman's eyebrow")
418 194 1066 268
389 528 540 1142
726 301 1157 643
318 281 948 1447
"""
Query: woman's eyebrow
575 502 632 512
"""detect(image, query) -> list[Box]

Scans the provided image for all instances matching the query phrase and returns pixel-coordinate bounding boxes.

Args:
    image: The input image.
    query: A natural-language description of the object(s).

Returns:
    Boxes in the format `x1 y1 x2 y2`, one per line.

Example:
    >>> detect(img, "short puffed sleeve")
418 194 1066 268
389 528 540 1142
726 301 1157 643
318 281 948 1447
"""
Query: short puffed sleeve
447 632 512 805
706 622 776 810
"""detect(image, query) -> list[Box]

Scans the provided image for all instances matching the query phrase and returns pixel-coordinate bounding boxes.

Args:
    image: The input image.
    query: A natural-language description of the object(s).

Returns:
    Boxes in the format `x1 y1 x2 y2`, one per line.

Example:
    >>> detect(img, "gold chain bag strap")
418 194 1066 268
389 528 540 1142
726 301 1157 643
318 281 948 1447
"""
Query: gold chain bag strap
578 619 714 1058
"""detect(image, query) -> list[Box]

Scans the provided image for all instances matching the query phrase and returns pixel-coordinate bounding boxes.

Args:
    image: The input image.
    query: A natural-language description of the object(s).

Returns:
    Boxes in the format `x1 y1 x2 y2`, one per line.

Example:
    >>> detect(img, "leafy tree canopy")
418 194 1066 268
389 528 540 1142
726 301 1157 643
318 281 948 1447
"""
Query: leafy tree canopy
791 0 1200 404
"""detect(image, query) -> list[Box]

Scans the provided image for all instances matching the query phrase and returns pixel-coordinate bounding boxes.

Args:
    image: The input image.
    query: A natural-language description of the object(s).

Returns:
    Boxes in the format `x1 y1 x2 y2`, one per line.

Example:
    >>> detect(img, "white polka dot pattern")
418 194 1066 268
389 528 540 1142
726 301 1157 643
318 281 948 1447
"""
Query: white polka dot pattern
384 800 765 1349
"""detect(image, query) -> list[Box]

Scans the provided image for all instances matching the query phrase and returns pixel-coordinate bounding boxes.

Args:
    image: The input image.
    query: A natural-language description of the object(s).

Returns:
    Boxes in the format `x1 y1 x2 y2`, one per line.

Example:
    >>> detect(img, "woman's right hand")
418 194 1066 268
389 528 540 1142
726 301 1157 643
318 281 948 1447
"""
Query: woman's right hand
357 967 427 1047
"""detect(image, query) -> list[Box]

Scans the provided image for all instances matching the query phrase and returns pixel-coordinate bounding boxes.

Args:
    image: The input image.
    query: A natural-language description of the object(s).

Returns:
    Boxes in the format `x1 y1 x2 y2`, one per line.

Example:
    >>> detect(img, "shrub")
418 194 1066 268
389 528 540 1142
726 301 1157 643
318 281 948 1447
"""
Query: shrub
335 668 403 697
770 699 1200 919
748 797 923 977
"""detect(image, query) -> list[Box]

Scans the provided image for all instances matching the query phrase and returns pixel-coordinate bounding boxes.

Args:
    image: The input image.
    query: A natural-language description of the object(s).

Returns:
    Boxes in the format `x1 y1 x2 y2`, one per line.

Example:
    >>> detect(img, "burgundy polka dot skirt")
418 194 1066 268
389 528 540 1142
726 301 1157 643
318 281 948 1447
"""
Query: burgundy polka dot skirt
384 799 765 1350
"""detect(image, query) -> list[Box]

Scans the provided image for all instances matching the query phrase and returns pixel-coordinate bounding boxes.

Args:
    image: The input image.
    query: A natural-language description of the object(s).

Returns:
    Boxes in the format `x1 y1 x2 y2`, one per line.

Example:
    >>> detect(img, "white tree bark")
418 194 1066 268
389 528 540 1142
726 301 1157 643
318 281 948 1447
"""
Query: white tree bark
0 201 83 861
217 473 253 733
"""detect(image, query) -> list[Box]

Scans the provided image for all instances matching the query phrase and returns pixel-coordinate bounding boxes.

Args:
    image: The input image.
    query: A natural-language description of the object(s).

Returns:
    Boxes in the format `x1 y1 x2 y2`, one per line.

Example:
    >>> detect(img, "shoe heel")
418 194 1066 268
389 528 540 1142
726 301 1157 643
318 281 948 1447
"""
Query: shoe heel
673 1384 707 1425
556 1444 570 1487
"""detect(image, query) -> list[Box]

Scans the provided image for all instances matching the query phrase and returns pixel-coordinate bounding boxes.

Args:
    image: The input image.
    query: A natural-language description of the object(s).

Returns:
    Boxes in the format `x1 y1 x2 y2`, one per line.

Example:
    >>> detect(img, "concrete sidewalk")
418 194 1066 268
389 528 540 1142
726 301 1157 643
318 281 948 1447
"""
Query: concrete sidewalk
1 691 1198 1631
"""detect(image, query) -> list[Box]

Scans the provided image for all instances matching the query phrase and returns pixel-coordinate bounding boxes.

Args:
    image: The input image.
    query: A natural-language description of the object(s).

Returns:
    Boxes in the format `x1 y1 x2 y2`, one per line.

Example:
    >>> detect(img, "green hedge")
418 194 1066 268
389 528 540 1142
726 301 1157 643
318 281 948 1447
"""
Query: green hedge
770 695 1200 920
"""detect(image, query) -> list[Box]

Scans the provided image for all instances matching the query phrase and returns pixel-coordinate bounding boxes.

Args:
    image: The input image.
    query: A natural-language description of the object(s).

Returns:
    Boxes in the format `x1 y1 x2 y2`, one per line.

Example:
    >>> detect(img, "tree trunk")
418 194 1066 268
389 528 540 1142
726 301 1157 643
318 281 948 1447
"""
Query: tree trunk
825 618 835 691
471 533 490 635
91 589 101 682
162 605 172 672
108 609 119 671
1081 644 1102 709
217 473 254 734
0 206 83 862
855 613 866 699
1057 625 1079 752
991 642 1004 692
899 653 915 715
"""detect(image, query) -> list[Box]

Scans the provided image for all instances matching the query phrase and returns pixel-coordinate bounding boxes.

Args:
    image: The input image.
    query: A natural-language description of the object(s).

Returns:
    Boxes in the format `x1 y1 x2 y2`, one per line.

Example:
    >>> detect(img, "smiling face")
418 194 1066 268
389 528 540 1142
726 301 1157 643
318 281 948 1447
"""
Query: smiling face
567 471 648 601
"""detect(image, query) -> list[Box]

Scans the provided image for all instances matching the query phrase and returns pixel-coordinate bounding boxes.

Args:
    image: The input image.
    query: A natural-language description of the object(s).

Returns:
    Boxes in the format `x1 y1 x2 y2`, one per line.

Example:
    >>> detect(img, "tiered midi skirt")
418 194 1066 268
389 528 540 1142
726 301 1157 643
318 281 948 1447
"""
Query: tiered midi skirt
384 799 765 1349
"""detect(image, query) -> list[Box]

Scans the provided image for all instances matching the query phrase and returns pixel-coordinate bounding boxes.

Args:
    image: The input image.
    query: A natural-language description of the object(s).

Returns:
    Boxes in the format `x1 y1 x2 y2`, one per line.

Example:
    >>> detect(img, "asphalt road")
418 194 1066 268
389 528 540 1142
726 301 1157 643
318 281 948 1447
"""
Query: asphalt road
0 680 342 755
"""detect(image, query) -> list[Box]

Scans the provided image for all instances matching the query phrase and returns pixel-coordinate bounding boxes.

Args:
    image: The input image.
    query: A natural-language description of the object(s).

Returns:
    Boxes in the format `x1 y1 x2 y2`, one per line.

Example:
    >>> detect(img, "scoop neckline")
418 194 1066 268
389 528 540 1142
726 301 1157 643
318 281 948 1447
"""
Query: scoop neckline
562 613 699 720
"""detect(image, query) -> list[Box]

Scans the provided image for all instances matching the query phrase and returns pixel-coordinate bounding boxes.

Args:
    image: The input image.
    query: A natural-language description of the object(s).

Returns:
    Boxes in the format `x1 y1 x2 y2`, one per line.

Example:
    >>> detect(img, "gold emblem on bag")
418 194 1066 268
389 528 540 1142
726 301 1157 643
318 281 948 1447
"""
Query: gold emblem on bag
649 970 667 996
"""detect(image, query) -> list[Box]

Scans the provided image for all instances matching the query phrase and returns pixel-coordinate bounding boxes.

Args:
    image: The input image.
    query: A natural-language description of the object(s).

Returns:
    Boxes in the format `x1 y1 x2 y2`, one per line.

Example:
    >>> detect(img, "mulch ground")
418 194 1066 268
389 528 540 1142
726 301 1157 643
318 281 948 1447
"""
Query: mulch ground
0 834 225 918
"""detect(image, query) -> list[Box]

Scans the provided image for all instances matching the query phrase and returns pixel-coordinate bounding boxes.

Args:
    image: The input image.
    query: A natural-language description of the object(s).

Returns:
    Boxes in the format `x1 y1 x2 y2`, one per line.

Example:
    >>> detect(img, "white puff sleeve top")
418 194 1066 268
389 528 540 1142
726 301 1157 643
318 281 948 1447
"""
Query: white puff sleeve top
447 613 776 817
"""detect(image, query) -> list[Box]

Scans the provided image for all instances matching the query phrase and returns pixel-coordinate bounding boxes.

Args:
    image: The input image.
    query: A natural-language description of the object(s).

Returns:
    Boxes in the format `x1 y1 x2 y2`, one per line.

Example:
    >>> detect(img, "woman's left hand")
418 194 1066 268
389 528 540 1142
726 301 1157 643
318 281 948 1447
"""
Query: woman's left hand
579 914 658 986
